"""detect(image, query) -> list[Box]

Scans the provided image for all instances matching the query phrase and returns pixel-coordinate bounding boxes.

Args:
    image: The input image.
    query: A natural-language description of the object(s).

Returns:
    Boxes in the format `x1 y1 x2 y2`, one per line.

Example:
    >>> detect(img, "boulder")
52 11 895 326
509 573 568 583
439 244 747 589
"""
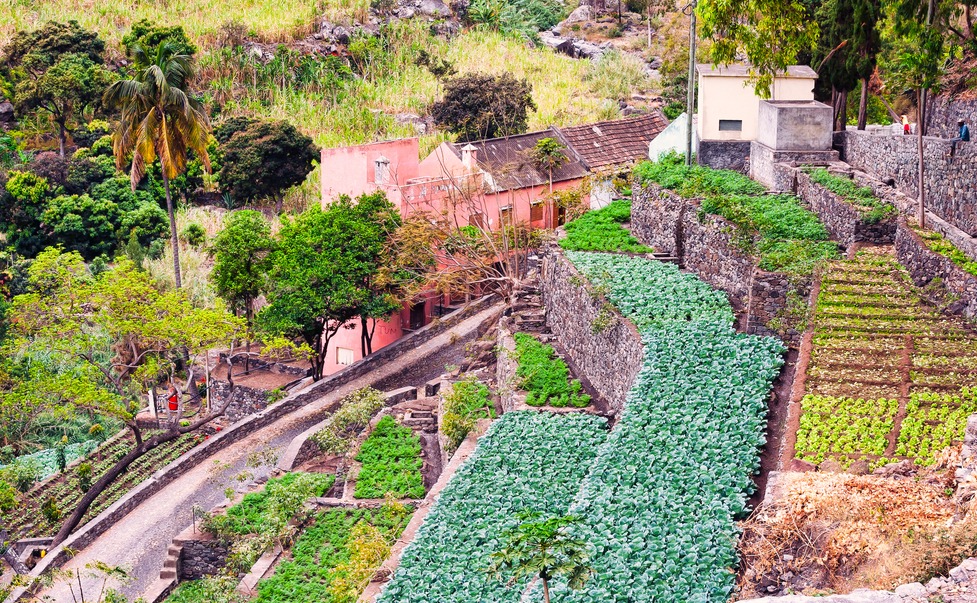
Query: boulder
787 458 816 472
893 582 926 599
819 459 844 473
847 460 871 475
872 459 915 478
562 4 593 24
0 101 13 124
417 0 451 17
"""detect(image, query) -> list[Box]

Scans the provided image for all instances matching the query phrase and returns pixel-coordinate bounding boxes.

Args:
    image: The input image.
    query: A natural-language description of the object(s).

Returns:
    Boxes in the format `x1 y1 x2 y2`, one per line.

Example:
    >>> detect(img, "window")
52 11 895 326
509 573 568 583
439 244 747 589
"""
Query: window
469 213 487 229
718 119 743 132
337 347 355 366
499 205 513 223
530 202 544 222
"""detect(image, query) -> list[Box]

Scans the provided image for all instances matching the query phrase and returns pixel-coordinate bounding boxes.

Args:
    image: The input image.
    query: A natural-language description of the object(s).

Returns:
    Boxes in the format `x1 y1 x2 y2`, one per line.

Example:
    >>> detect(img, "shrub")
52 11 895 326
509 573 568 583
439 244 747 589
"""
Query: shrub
76 461 93 493
181 223 207 247
41 497 62 522
202 472 335 538
429 73 536 141
311 388 386 454
440 376 494 452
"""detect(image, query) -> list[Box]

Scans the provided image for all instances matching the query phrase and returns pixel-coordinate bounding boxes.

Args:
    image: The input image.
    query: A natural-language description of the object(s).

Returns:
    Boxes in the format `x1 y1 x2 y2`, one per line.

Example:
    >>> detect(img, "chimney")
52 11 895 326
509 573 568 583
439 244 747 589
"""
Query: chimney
374 155 391 185
461 144 477 169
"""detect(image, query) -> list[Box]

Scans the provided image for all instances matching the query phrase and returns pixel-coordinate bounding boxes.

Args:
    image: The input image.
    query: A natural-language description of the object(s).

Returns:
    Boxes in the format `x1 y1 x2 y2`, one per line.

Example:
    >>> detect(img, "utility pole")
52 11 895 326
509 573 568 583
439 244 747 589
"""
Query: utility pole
685 1 697 166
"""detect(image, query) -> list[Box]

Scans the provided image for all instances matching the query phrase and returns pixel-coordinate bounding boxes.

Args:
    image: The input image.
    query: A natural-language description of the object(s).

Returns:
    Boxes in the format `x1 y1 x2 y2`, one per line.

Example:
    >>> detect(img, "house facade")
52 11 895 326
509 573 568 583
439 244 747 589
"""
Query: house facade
316 112 667 377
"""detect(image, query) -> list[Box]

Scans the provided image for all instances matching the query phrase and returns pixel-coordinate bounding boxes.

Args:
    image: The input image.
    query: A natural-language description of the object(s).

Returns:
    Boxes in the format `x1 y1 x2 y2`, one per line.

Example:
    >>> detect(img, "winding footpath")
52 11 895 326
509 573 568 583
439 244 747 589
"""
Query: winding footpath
35 306 498 602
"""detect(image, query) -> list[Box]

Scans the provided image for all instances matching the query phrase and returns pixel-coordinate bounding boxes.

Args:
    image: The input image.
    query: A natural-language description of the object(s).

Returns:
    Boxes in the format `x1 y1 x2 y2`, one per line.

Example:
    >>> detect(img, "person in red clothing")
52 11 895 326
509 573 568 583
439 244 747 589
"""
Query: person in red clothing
902 115 910 135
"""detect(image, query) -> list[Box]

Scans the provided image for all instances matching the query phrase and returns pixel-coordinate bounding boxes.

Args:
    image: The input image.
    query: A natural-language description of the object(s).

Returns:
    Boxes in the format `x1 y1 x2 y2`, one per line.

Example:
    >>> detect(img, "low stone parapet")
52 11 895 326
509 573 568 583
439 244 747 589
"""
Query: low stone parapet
895 220 977 321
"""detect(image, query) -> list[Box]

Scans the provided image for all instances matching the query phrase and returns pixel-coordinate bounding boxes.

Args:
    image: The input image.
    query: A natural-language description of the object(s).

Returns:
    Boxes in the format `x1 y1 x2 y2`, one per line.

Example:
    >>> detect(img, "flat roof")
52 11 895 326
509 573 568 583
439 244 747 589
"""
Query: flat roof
696 64 818 79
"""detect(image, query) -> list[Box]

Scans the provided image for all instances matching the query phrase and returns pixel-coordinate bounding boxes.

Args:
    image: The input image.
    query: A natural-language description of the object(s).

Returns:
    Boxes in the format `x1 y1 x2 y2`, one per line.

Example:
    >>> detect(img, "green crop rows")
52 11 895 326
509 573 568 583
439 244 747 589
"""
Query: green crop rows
512 332 590 407
559 200 653 254
912 225 977 278
540 252 784 602
377 412 608 603
635 153 838 275
211 472 335 536
796 246 977 468
354 415 424 499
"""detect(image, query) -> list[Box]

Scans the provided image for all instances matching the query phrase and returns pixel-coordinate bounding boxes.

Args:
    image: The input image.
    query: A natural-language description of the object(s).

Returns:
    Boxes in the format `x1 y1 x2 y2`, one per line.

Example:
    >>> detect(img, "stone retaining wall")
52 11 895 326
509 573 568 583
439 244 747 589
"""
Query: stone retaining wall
894 221 977 321
840 130 977 236
795 171 897 247
178 535 229 581
5 295 499 603
540 245 644 414
209 381 272 423
631 182 811 340
926 95 977 139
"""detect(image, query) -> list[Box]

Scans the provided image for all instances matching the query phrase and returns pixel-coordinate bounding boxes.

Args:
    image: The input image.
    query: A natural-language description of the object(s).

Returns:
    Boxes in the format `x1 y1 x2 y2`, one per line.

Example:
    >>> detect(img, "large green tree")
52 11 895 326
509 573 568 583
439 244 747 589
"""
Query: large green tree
698 0 819 96
5 248 245 546
816 0 883 130
210 210 275 326
103 42 211 289
259 193 400 381
217 119 319 212
1 22 113 157
430 73 537 141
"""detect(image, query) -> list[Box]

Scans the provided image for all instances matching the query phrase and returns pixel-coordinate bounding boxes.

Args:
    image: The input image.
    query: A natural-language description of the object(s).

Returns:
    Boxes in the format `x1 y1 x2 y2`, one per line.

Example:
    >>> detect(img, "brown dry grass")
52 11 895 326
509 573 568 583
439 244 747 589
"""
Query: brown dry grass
737 469 977 598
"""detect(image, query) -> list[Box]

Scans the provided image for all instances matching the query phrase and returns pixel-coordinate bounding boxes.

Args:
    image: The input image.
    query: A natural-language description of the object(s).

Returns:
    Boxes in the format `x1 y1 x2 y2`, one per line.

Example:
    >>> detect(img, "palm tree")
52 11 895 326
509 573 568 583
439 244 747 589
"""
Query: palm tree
487 512 593 603
103 42 211 288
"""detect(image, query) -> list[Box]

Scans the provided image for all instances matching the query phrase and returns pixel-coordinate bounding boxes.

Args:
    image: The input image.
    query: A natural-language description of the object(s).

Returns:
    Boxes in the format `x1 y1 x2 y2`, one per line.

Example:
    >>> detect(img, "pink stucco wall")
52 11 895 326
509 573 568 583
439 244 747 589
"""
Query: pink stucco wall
320 138 420 207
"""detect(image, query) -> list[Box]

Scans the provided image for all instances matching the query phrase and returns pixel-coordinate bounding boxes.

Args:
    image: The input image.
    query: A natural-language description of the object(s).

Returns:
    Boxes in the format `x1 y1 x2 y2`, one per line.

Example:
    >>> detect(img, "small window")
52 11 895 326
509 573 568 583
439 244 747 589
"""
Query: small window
530 202 544 222
718 119 743 132
469 213 487 229
337 347 355 366
499 205 513 222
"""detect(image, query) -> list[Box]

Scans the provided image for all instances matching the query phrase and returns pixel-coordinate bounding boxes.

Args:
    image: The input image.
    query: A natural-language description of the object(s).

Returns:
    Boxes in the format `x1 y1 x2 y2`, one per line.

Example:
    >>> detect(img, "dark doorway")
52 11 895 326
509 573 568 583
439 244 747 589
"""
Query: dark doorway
409 302 426 330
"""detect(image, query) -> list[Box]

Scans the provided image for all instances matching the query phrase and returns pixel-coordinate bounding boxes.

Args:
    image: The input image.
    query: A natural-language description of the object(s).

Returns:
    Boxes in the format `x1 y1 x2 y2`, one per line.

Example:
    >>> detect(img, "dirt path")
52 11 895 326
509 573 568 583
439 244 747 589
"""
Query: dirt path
36 306 495 602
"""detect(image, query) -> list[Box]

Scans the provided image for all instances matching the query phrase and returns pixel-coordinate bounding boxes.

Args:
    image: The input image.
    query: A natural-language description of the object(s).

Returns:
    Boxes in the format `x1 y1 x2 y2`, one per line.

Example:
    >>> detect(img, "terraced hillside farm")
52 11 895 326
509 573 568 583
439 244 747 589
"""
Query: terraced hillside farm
793 245 977 468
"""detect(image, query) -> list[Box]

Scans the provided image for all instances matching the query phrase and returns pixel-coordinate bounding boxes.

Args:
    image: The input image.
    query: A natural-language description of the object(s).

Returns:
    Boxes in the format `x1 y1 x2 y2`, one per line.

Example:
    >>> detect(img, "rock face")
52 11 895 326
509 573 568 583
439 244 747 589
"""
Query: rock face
840 130 977 236
0 101 14 124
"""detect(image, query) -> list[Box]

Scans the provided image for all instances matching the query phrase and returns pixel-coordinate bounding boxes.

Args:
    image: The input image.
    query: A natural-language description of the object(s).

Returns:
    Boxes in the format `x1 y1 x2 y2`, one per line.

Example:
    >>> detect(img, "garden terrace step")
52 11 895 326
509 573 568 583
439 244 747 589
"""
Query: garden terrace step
162 557 178 570
166 545 181 556
159 569 176 581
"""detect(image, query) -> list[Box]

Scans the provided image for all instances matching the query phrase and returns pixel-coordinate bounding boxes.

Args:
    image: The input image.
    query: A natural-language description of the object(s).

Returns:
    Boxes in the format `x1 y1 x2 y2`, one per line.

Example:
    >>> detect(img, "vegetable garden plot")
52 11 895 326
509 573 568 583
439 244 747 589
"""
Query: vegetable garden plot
377 412 607 603
534 252 785 603
796 246 977 468
6 430 202 539
512 332 590 407
354 415 424 499
559 200 653 254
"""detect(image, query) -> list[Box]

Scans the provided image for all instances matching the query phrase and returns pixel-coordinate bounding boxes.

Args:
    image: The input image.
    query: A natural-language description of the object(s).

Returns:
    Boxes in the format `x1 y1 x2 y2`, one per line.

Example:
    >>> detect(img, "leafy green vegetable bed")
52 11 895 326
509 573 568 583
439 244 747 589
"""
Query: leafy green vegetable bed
912 225 977 278
512 332 590 407
377 412 608 603
559 200 652 254
206 472 335 536
635 153 838 274
544 251 785 602
354 415 424 499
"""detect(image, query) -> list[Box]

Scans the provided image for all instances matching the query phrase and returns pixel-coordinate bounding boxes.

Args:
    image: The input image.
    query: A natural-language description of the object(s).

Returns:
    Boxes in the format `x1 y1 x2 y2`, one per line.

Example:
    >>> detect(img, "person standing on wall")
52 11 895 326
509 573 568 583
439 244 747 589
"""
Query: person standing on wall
951 118 970 159
903 115 911 135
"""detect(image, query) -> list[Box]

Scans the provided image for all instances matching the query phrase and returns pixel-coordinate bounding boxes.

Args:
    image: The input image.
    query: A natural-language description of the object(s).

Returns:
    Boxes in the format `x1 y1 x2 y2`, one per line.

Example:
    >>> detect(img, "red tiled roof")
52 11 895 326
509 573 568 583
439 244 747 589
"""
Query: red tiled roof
449 129 590 192
554 112 668 170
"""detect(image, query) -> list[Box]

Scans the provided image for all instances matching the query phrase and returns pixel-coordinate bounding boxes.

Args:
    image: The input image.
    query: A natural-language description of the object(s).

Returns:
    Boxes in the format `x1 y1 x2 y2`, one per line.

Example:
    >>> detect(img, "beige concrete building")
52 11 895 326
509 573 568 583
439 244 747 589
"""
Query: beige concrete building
695 64 818 170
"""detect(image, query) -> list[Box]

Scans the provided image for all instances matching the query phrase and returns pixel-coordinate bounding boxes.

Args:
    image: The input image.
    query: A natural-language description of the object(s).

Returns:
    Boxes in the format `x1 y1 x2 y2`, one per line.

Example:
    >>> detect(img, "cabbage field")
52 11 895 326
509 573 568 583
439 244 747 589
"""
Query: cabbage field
538 252 785 602
376 411 608 603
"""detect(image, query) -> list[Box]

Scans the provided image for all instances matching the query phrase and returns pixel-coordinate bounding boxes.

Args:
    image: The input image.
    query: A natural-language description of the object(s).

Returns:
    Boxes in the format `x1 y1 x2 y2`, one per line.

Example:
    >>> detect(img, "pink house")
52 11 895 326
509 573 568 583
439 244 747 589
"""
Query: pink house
317 113 668 377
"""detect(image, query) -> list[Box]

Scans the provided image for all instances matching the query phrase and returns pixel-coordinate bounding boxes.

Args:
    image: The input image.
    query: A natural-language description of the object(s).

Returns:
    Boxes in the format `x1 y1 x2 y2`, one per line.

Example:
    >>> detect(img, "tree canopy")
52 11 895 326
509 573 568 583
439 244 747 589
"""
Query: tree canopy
429 73 537 141
217 118 319 211
210 210 275 324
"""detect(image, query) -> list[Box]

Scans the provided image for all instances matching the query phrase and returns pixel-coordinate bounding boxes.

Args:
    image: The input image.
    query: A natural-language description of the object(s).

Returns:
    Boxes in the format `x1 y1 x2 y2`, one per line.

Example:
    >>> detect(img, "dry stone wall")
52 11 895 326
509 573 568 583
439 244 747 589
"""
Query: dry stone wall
895 221 977 321
926 95 977 138
540 245 644 414
795 171 897 247
631 182 810 341
178 536 229 580
840 130 977 236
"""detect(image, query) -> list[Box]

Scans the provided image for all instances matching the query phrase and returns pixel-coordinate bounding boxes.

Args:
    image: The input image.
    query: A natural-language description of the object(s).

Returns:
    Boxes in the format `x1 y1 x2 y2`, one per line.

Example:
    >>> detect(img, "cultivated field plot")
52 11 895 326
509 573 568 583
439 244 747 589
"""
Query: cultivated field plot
8 431 203 539
795 246 977 468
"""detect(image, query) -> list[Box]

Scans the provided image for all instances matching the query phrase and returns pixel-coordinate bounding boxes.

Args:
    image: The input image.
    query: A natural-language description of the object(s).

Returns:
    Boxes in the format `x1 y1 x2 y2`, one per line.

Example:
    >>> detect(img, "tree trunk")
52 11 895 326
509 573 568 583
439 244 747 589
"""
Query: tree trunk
360 315 377 358
831 88 839 131
857 77 869 130
57 124 67 158
542 577 551 603
275 194 283 214
838 89 849 131
917 88 927 229
162 173 183 289
50 430 169 546
1 530 30 574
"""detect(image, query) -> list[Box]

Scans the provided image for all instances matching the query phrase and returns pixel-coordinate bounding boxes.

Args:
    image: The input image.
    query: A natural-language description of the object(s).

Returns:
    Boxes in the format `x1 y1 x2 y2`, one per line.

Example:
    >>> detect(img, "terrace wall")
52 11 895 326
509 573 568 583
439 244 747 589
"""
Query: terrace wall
178 535 229 580
839 130 977 236
631 182 811 340
895 221 977 322
794 171 897 248
540 245 644 414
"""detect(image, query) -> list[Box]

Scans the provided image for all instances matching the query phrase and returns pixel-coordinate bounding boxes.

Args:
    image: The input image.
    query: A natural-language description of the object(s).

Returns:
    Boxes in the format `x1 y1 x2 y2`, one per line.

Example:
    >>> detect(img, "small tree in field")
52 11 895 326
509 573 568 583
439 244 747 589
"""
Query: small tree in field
487 512 593 603
429 73 537 141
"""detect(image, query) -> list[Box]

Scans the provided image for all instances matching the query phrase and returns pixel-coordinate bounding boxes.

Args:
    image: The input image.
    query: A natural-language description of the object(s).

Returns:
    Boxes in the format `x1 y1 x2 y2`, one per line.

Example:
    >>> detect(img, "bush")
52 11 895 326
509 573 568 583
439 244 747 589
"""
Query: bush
311 388 386 455
440 377 494 452
430 73 536 141
41 497 62 522
181 223 207 247
76 462 93 493
203 472 335 538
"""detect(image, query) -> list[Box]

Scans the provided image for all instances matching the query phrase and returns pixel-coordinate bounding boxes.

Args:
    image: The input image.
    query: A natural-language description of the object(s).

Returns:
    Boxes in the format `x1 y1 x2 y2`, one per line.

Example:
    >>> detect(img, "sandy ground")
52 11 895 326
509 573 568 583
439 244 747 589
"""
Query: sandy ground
36 306 495 602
